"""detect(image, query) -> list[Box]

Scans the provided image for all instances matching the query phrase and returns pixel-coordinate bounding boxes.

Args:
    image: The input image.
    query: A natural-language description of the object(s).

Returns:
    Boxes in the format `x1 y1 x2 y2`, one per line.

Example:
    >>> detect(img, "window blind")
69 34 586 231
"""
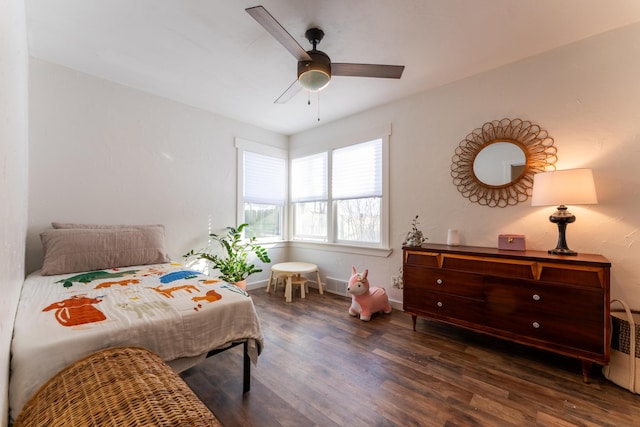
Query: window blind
244 151 286 205
332 139 382 200
291 152 328 202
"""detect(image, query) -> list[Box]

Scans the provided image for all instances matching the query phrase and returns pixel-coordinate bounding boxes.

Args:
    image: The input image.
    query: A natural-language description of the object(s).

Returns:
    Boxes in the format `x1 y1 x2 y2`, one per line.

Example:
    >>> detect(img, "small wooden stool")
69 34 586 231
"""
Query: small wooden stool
290 275 309 298
269 273 308 297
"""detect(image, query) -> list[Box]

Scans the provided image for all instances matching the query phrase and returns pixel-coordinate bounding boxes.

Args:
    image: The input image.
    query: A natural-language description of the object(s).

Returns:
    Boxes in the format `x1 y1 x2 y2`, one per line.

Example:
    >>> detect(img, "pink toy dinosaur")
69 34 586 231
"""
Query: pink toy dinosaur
347 266 392 321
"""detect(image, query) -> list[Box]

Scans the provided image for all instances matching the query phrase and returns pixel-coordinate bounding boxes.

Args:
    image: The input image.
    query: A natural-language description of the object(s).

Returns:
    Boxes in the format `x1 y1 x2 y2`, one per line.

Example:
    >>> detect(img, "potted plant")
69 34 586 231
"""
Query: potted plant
183 223 271 289
404 214 427 247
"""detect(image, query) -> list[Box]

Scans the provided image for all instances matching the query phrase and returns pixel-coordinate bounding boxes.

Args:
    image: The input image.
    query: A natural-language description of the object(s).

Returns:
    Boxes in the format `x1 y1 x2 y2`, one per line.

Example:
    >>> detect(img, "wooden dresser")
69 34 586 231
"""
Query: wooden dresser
403 243 611 381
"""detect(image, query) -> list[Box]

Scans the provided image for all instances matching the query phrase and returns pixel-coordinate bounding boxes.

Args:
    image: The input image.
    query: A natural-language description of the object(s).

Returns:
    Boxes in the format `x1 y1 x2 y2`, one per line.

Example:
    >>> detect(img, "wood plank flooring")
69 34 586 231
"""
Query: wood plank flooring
181 288 640 427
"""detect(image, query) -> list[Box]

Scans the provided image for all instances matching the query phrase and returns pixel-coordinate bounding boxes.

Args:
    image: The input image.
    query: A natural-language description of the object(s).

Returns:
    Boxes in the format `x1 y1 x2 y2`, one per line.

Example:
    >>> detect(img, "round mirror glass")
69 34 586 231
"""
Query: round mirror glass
473 142 526 186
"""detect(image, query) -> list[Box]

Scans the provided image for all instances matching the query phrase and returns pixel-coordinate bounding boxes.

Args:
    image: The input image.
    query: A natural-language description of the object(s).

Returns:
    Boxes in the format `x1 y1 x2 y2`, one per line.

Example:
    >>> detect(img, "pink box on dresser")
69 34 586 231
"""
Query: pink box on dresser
498 234 526 251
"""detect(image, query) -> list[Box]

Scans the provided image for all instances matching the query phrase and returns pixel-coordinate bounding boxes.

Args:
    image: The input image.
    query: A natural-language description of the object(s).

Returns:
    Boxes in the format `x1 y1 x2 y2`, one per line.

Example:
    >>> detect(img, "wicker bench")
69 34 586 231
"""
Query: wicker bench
14 346 221 426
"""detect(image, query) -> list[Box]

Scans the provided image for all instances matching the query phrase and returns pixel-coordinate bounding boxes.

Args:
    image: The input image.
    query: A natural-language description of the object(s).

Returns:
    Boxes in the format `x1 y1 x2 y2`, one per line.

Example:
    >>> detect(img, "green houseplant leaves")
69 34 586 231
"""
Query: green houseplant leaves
184 223 271 283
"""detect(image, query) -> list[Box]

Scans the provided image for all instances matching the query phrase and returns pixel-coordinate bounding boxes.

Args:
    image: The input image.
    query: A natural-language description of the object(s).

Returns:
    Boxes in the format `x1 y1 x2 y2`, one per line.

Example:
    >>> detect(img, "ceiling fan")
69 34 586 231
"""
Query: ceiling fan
246 5 405 104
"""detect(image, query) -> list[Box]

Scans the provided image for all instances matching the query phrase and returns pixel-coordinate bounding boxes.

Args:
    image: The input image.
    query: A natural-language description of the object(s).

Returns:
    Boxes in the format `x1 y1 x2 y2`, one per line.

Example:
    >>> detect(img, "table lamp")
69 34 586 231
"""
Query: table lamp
531 168 598 256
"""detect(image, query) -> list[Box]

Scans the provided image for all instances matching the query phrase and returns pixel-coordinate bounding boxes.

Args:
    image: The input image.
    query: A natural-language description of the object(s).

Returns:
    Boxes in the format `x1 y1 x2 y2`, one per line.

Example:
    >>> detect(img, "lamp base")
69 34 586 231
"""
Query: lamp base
548 247 577 256
548 205 578 256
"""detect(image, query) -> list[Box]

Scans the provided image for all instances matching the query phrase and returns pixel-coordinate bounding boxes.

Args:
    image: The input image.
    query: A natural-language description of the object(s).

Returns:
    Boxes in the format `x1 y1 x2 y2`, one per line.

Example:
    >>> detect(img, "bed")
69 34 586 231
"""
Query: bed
9 224 264 421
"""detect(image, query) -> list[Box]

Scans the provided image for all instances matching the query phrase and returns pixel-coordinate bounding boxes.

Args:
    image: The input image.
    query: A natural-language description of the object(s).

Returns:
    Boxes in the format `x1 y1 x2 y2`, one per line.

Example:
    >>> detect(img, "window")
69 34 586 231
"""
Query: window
291 152 328 241
237 139 287 241
333 139 382 243
290 127 389 248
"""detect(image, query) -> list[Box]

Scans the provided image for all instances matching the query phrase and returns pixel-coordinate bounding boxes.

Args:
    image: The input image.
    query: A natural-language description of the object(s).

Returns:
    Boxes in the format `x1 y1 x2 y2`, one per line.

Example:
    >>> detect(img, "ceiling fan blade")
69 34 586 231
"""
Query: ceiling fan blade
332 63 405 79
246 6 312 62
274 79 302 104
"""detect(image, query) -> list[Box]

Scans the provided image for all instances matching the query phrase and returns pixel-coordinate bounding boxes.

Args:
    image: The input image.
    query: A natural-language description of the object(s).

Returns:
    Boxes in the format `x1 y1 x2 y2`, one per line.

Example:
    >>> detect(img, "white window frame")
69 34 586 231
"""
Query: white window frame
288 124 391 253
236 138 288 242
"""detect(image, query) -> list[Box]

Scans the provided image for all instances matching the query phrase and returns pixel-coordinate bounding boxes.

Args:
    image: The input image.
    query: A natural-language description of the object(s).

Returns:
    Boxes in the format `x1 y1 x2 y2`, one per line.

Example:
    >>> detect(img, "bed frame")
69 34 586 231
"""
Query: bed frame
206 340 252 393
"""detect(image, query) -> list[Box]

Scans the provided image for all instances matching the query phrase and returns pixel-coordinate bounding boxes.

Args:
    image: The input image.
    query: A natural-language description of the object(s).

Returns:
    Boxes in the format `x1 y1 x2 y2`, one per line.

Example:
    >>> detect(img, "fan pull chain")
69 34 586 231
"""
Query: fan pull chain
305 90 321 121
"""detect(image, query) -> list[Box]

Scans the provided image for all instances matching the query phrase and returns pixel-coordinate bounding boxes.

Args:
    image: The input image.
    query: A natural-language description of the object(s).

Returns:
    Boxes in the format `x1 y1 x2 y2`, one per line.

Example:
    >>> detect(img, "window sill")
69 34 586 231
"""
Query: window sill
287 241 393 257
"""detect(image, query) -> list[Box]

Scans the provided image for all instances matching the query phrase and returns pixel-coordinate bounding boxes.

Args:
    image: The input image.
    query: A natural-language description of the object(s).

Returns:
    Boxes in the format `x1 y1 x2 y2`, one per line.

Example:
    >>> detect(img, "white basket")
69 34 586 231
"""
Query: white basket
602 299 640 393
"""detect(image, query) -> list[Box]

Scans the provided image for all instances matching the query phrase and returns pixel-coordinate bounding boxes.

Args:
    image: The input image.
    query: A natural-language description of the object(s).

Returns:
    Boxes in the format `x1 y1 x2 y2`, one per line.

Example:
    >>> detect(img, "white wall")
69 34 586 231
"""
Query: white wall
0 0 28 425
290 22 640 308
27 58 289 284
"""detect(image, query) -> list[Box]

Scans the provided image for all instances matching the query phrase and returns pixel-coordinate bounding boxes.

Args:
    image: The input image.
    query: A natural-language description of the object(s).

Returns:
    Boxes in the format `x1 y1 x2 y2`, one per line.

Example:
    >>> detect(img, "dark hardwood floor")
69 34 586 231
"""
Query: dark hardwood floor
181 288 640 427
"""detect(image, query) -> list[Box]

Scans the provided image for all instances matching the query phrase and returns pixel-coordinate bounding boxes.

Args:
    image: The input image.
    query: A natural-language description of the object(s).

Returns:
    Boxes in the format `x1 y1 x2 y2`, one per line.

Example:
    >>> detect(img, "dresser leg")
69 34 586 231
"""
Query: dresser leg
581 360 592 383
411 314 417 331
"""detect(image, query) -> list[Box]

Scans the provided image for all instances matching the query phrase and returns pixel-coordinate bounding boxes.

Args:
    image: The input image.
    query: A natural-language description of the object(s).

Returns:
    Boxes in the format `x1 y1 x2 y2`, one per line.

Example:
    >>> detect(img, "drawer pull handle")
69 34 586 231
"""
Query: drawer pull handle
532 321 540 329
532 294 541 301
437 301 443 307
436 278 443 285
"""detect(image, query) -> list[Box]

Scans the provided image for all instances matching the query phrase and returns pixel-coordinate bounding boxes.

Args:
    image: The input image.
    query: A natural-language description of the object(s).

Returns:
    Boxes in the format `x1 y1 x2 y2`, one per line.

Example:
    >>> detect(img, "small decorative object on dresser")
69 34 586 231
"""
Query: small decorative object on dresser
498 234 526 251
446 229 460 246
402 243 611 382
404 215 427 247
347 266 392 321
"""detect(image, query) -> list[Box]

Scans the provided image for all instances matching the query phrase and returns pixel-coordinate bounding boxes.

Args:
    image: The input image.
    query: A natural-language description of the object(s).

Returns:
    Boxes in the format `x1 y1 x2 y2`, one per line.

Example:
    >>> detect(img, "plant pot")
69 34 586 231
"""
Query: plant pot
234 279 247 290
405 231 426 247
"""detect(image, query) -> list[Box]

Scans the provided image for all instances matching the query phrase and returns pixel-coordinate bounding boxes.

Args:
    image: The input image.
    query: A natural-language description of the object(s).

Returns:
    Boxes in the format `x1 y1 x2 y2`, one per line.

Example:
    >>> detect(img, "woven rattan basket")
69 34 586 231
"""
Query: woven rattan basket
14 346 221 427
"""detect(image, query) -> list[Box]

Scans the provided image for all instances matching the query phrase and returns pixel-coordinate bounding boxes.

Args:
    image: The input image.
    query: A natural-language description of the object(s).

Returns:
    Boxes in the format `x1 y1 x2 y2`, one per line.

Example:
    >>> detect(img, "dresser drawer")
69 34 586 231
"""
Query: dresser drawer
404 250 439 267
484 279 604 322
538 263 607 289
485 310 604 354
442 255 536 280
404 265 483 299
404 290 484 325
484 280 605 353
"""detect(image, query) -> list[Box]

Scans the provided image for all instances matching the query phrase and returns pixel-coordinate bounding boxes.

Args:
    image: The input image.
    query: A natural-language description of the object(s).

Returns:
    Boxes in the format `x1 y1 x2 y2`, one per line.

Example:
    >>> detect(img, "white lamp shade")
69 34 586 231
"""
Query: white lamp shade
531 168 598 207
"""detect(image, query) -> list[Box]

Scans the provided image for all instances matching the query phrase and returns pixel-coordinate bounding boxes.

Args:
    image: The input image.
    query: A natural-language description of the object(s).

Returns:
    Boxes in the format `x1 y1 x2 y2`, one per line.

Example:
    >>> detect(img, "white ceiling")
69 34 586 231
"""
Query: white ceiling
26 0 640 135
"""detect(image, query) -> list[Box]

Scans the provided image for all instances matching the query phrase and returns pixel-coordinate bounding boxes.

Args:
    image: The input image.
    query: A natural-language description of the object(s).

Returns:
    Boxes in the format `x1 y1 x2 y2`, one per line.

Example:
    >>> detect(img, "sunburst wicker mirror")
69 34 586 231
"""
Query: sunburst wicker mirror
451 118 557 208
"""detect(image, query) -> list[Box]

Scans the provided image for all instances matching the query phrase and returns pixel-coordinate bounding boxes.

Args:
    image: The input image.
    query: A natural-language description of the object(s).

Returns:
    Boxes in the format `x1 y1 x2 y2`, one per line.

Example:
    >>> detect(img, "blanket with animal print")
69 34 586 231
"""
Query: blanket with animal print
9 262 263 421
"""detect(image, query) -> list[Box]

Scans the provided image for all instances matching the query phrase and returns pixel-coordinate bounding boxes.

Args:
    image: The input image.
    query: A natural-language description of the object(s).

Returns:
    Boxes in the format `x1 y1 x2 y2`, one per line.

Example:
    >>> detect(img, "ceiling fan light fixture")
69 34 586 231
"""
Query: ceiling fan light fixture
246 7 405 103
298 50 331 91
